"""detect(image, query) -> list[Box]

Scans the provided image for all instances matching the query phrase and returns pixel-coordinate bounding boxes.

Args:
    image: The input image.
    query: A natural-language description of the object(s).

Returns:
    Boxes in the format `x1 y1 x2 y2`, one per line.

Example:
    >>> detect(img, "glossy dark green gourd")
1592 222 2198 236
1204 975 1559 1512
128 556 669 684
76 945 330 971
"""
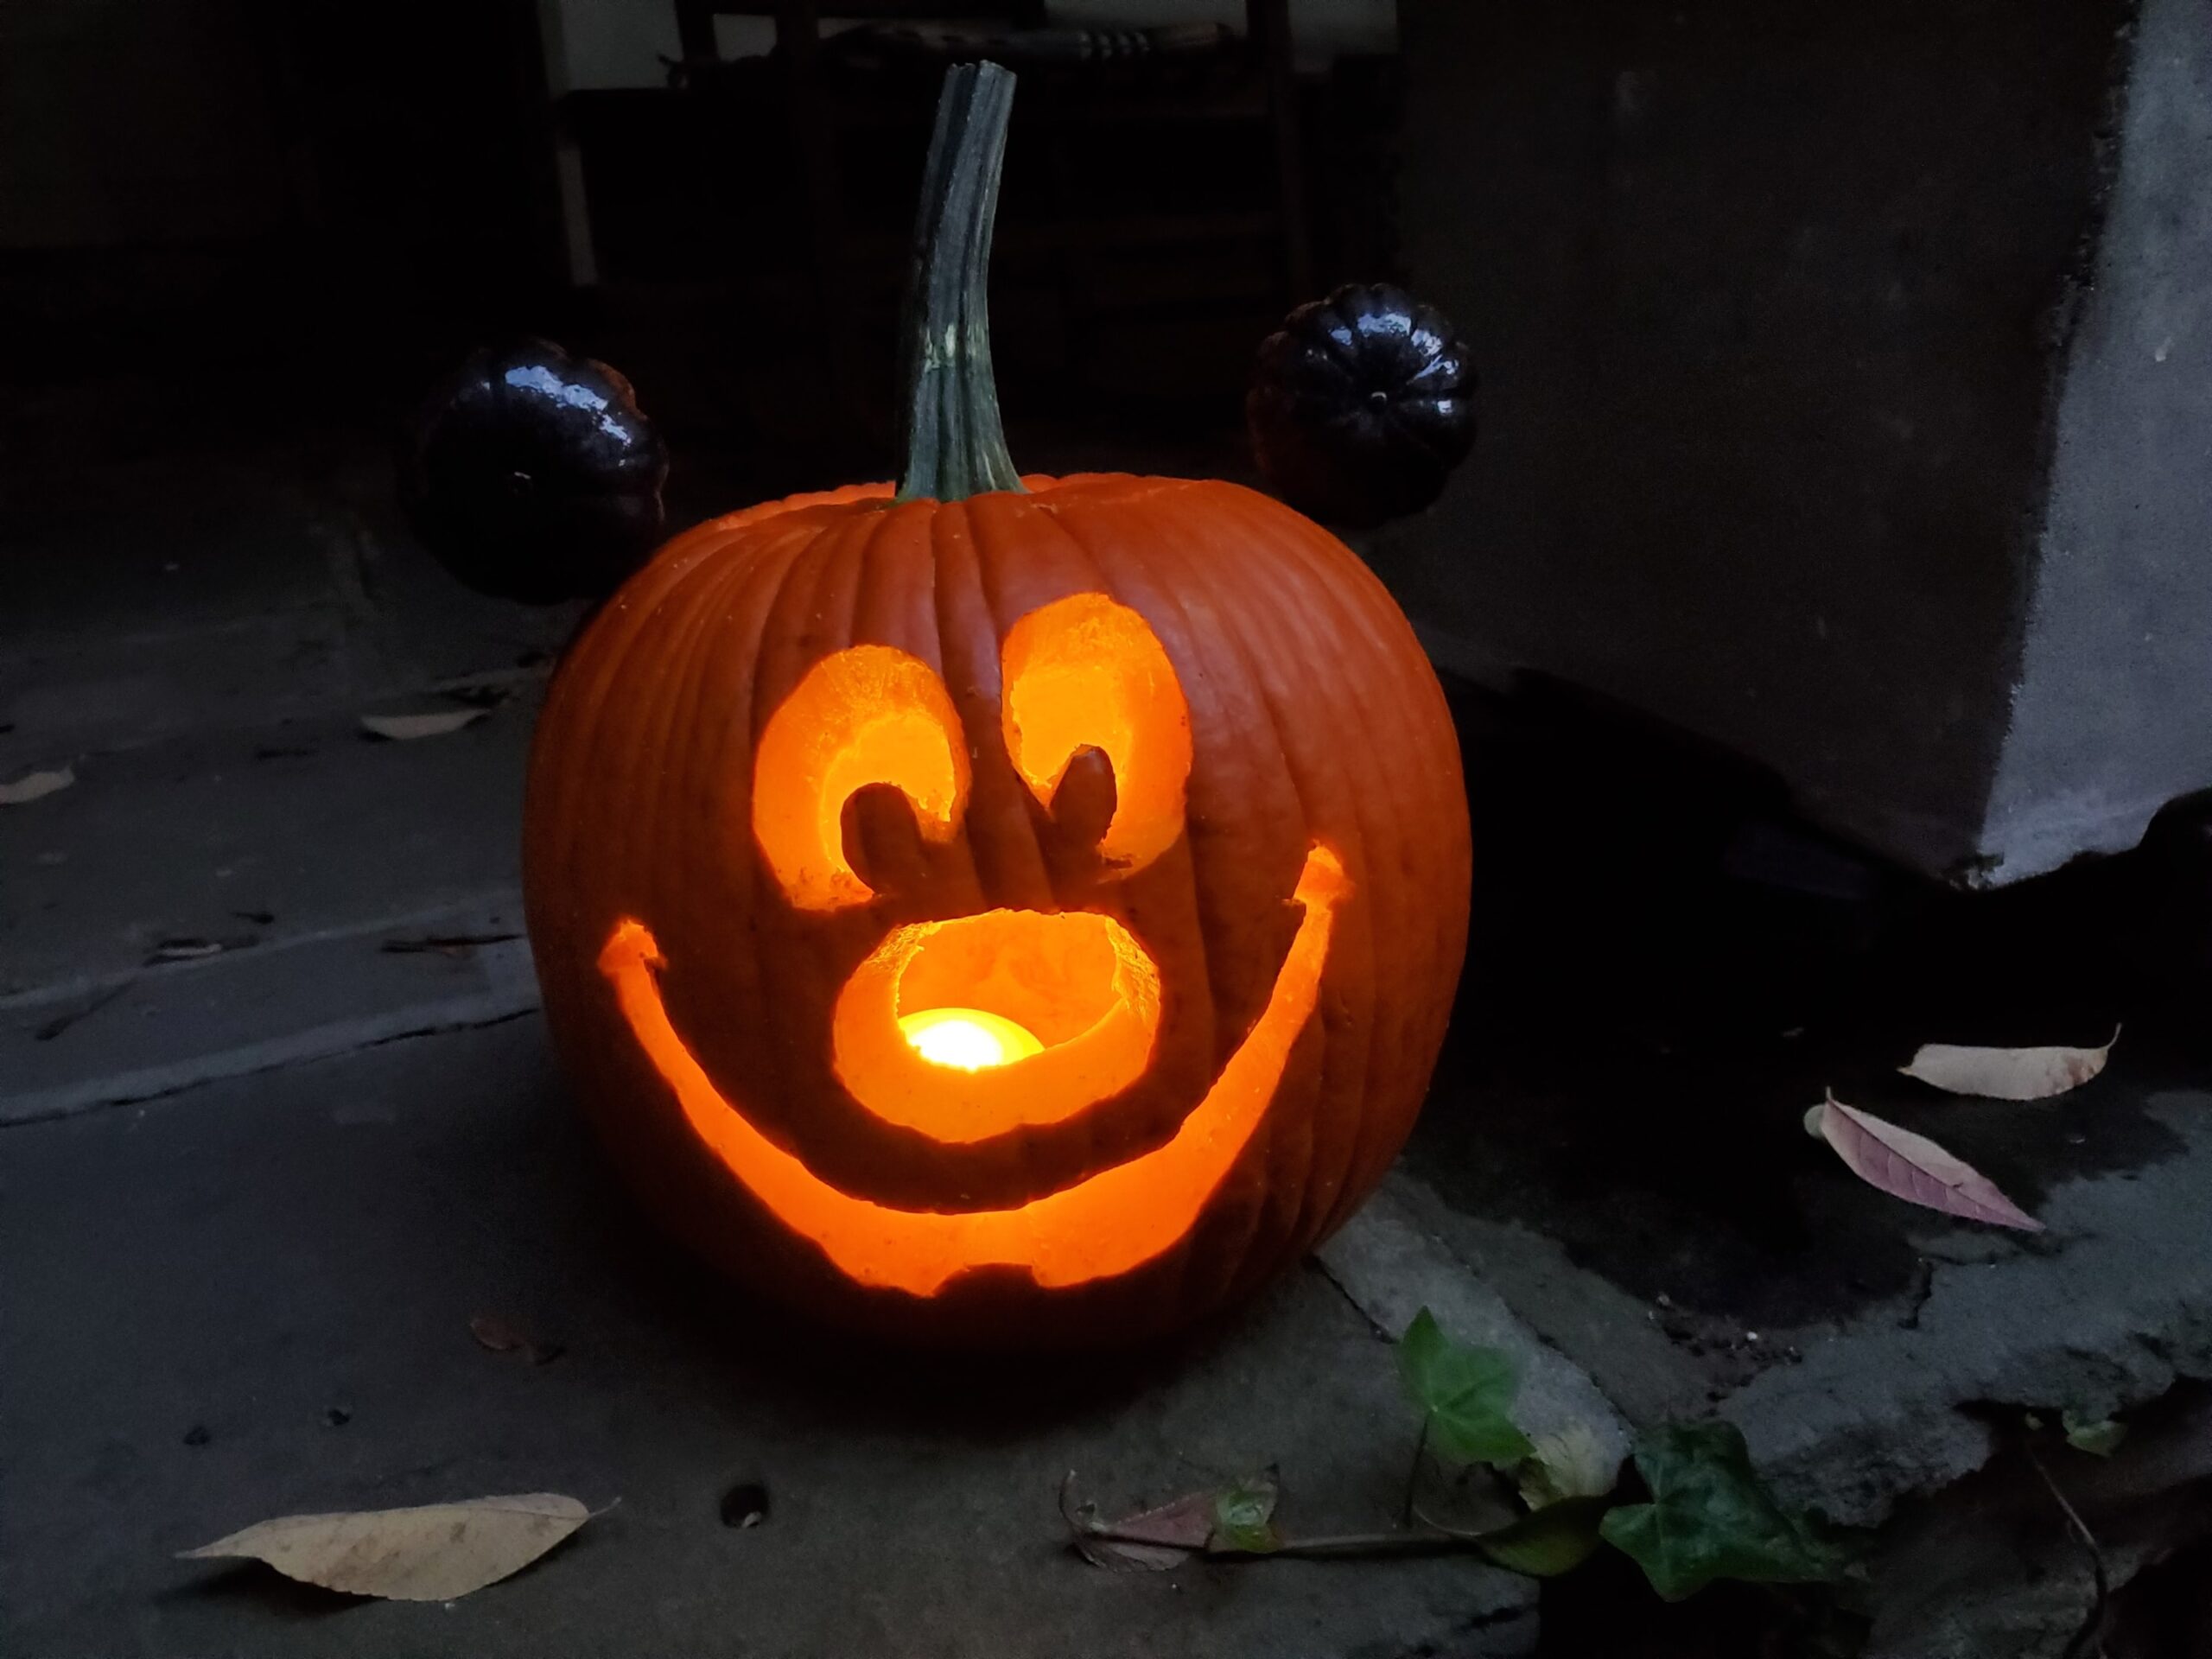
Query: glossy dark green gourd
401 340 669 604
1246 283 1476 530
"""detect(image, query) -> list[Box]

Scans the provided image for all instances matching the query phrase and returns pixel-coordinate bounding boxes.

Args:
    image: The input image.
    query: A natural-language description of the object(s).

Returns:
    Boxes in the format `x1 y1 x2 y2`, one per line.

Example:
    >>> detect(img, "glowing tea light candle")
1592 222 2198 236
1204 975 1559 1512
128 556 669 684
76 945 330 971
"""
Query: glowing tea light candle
899 1007 1045 1071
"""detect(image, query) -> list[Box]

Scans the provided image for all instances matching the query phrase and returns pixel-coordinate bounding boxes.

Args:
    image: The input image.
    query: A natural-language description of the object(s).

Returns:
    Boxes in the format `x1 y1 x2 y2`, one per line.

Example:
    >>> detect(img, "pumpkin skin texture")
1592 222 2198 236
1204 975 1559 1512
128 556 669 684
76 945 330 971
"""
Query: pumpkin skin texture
523 473 1471 1347
1247 283 1476 531
400 339 668 604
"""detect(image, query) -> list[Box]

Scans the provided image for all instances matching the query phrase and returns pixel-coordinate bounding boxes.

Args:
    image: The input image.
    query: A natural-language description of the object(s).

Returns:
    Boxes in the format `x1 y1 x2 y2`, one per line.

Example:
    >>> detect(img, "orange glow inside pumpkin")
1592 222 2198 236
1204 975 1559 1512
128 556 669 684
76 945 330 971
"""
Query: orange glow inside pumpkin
898 1007 1043 1070
598 842 1348 1296
833 906 1162 1142
612 589 1340 1295
1000 594 1192 872
753 645 969 912
749 595 1192 914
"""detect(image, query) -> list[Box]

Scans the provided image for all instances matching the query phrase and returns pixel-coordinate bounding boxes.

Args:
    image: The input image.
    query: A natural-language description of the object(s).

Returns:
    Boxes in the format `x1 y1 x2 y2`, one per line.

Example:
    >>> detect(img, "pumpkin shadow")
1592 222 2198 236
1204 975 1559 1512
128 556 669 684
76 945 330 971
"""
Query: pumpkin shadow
533 1068 1244 1439
156 1560 365 1621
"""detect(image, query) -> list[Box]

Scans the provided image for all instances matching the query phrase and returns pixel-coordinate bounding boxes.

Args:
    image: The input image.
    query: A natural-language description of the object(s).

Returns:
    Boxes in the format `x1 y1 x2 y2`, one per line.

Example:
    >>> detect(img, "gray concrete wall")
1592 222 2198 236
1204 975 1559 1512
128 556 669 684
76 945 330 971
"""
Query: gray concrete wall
1376 0 2212 885
1982 0 2212 882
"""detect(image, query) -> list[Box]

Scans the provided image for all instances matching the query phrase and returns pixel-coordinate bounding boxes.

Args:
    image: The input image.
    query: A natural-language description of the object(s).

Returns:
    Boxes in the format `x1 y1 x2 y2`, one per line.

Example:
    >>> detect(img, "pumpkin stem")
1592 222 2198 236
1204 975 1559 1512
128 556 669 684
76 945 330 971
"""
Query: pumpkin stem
896 62 1026 504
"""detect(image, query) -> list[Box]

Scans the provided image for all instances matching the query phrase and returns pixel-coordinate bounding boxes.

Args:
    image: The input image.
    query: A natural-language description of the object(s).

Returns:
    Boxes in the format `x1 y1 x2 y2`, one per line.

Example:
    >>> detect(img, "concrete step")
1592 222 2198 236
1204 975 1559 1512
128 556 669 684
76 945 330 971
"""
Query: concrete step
0 891 537 1123
0 1019 1541 1657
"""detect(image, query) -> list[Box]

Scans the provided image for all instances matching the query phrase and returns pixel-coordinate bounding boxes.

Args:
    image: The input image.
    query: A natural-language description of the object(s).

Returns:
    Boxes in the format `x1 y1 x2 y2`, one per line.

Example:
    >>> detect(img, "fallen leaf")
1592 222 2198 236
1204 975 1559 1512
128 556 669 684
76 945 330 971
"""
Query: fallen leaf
471 1314 526 1353
1600 1422 1847 1601
1516 1423 1622 1510
1899 1031 2117 1101
2061 1411 2128 1459
1805 1094 2043 1231
1062 1472 1279 1571
0 766 74 805
470 1314 563 1366
178 1493 589 1601
1398 1308 1535 1467
1072 1534 1188 1571
360 709 490 742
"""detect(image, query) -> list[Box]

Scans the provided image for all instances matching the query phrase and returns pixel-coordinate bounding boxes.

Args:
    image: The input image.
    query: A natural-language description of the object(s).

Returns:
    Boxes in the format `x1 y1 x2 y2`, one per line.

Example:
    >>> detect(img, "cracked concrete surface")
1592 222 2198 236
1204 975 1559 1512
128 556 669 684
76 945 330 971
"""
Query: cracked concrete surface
0 1019 1541 1658
7 435 2210 1656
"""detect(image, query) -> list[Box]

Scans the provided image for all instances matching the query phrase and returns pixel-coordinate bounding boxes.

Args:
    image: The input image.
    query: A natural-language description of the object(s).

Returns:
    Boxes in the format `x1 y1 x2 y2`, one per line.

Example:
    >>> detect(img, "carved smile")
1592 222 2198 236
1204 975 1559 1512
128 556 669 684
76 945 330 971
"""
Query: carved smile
598 844 1346 1297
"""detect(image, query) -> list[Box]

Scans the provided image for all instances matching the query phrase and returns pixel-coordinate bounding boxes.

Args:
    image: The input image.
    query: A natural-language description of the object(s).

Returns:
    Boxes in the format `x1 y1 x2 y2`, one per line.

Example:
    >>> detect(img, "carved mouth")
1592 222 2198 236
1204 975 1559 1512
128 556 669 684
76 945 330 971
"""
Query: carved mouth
597 843 1347 1297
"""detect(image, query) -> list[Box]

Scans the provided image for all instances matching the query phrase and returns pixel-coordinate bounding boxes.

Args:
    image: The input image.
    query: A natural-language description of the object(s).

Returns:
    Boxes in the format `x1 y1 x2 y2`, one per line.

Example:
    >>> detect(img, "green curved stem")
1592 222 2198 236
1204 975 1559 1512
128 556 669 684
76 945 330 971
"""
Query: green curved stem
895 61 1026 504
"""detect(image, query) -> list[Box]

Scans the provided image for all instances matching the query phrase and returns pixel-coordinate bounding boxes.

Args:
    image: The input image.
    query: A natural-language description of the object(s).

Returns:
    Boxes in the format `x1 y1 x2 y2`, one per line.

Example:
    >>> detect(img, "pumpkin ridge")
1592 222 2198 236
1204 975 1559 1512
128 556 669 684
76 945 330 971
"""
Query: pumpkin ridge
1226 486 1427 1248
648 518 829 1132
1268 504 1407 1258
710 510 889 1155
1012 491 1224 1064
1215 486 1465 1236
927 494 1045 912
963 491 1128 1201
969 488 1194 1208
1039 490 1313 1301
1166 497 1347 1291
1132 486 1353 1282
598 524 762 906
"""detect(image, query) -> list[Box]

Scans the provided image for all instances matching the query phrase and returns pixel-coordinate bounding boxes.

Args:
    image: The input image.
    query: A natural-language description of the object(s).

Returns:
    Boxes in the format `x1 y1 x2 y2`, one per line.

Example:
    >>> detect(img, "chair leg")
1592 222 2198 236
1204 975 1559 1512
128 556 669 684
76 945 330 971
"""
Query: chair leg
777 0 869 432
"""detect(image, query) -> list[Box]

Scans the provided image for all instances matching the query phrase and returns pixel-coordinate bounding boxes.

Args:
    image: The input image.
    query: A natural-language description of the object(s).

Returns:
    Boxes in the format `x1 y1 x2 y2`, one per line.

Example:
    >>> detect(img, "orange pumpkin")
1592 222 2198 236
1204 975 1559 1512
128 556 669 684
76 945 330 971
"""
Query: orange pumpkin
523 65 1470 1346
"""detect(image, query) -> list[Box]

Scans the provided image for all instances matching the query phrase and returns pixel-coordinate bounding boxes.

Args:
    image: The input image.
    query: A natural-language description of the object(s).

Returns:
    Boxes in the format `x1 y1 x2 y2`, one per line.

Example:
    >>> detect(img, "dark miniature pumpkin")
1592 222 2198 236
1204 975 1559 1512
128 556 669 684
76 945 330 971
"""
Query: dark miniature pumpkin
1246 283 1476 530
400 340 668 604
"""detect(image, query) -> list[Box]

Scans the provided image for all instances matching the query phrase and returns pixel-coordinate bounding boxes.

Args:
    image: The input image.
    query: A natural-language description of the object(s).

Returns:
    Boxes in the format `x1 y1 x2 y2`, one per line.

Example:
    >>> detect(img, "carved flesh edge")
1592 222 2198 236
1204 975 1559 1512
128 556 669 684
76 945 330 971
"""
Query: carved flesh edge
597 843 1346 1296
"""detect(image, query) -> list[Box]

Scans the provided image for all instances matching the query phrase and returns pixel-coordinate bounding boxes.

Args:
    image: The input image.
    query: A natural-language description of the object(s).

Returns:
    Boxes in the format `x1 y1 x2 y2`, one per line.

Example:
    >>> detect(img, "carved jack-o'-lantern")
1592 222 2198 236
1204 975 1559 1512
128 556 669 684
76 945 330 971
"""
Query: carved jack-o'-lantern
523 66 1470 1345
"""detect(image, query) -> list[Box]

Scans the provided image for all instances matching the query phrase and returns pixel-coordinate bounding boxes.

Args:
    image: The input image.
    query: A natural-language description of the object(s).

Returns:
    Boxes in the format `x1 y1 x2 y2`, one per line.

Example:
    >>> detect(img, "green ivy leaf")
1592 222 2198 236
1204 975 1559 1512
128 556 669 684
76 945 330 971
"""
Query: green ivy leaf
1599 1422 1847 1602
1397 1308 1536 1467
1207 1473 1281 1555
1475 1495 1611 1578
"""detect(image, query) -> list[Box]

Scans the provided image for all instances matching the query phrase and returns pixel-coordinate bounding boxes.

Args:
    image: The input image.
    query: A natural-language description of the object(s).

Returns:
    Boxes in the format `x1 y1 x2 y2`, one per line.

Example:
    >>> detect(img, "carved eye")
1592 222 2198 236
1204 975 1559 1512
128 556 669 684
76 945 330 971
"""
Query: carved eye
752 645 969 912
1000 594 1193 874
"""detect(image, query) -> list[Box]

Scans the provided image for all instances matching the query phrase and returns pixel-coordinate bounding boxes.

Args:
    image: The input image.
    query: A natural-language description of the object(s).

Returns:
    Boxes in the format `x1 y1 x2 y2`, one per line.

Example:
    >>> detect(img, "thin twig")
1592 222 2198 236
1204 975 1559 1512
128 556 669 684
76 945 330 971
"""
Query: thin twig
2023 1439 2109 1659
1260 1529 1471 1560
1410 1500 1498 1544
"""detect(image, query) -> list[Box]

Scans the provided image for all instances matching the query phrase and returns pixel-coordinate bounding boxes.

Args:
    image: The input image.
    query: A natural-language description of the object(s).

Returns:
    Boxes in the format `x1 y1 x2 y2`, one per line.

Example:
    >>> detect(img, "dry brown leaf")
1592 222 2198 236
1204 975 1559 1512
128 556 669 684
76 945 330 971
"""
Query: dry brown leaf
470 1313 563 1365
1060 1471 1281 1570
1073 1532 1192 1572
1806 1095 2042 1231
0 766 74 805
359 709 490 742
178 1493 588 1601
1059 1474 1202 1571
469 1314 528 1354
1898 1031 2117 1101
1087 1487 1218 1551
